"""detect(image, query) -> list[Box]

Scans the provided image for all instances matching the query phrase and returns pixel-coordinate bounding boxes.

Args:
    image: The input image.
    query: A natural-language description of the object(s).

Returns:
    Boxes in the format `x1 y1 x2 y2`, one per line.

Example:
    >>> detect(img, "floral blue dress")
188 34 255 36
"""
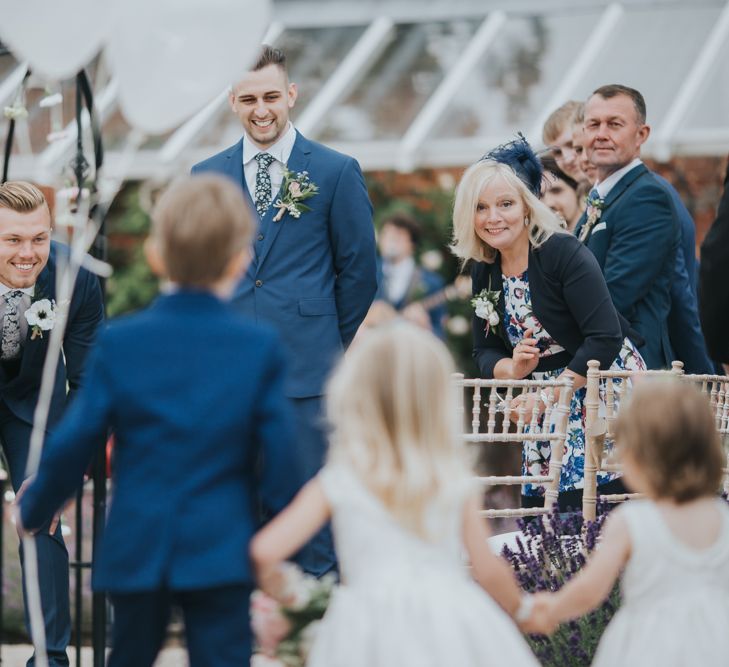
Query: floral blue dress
502 270 646 497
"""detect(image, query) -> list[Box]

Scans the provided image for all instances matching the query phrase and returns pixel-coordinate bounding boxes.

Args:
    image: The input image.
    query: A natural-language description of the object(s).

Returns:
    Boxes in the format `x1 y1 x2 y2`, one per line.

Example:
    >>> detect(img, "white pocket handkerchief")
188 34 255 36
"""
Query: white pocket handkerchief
592 221 607 233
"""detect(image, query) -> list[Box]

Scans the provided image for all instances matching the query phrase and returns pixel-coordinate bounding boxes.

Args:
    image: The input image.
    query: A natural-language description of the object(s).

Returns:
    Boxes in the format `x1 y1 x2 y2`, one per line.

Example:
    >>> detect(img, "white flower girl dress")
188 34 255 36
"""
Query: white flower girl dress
306 464 539 667
593 499 729 666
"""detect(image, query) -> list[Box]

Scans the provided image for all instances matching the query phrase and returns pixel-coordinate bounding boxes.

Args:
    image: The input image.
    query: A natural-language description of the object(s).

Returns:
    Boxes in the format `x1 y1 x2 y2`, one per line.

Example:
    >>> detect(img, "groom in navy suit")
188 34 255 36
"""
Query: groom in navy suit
575 85 679 370
192 46 377 575
0 181 103 666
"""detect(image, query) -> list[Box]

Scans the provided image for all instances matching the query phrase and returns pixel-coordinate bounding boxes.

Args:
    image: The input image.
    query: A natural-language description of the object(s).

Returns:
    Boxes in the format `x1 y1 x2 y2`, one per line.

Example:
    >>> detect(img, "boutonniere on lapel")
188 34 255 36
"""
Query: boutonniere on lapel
24 298 57 340
471 277 502 336
272 169 319 222
578 192 605 242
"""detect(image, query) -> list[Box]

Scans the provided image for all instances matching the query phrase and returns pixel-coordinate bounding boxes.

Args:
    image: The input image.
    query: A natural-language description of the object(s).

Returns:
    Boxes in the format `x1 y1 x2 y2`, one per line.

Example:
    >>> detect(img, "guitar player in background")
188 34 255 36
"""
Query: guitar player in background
375 213 447 337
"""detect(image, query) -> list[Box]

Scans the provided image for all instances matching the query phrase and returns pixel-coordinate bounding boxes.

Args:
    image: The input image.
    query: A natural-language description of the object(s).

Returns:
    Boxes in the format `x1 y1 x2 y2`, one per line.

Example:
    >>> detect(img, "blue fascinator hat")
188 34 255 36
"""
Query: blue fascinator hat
481 133 544 198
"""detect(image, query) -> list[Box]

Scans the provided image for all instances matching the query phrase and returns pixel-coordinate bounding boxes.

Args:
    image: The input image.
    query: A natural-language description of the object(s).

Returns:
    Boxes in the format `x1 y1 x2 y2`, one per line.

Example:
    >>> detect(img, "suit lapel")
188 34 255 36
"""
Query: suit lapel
255 131 312 271
578 164 648 244
601 163 647 210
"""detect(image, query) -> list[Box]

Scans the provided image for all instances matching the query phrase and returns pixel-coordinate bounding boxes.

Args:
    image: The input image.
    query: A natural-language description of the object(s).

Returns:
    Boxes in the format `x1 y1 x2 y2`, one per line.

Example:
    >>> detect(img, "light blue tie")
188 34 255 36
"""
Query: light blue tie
254 152 275 217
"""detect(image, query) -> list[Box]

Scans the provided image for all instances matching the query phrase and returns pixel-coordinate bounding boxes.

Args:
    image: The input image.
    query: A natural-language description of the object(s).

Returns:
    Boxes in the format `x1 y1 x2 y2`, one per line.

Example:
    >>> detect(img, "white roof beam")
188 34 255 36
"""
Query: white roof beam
159 21 285 164
396 11 507 172
653 0 729 160
295 17 394 137
527 3 625 146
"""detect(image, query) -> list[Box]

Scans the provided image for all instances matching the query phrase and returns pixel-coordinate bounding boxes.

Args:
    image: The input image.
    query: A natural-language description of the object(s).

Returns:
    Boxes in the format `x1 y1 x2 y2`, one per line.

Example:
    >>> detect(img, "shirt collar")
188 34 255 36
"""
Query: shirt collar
242 122 297 166
0 283 34 298
595 157 643 199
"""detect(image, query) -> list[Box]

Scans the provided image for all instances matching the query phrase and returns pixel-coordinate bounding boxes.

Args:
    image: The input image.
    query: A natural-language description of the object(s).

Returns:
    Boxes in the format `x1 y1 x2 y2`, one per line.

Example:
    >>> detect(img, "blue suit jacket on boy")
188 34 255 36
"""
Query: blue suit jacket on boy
21 291 300 593
192 131 378 398
575 164 679 369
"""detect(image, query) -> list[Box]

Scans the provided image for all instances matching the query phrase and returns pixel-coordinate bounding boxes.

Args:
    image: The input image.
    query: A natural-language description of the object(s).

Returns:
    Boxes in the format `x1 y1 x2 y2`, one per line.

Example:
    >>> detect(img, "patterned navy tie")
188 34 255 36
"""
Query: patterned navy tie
254 152 275 217
2 290 24 359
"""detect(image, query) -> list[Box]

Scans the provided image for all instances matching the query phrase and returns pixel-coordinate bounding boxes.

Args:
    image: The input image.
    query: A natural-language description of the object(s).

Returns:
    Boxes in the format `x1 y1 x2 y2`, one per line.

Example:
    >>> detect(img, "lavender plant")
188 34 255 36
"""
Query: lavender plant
502 503 620 666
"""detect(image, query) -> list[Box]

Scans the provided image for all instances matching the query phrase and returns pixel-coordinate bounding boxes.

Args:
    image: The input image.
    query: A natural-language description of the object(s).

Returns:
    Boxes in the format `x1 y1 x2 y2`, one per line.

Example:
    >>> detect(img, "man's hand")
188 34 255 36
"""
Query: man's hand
13 477 61 537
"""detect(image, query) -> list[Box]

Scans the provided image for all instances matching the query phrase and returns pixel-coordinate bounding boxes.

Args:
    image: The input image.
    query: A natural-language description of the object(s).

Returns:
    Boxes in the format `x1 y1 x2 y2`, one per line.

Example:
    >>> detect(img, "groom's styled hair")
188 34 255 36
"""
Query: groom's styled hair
151 175 253 287
253 45 287 73
0 181 49 215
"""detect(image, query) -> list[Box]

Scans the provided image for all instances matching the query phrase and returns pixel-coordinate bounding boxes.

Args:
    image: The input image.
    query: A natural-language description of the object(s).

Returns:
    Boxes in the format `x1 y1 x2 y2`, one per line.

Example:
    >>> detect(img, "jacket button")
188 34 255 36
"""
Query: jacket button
257 234 264 241
255 280 263 287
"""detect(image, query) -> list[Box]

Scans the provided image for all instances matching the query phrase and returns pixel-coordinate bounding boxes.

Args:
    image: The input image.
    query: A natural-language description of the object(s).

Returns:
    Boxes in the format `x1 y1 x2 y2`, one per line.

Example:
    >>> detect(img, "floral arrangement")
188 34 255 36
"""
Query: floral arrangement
502 502 620 666
272 169 319 222
24 298 57 339
471 278 502 336
578 193 605 243
251 563 335 667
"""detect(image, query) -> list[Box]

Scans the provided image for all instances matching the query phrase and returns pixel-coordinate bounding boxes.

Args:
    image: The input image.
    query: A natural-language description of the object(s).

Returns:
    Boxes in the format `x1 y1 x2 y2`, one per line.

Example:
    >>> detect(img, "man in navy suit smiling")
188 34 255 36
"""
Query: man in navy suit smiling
575 85 679 370
193 46 378 576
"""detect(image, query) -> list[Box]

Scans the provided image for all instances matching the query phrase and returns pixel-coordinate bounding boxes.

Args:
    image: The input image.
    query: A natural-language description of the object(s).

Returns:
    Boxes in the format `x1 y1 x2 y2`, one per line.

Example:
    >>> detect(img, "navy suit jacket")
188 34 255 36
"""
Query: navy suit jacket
575 164 679 369
0 242 104 428
21 291 300 592
192 132 378 398
655 175 714 374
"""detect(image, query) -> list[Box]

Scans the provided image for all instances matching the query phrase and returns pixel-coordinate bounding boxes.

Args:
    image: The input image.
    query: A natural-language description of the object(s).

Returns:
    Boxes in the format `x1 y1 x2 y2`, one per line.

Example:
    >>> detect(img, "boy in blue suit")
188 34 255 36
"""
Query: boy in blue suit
18 175 300 667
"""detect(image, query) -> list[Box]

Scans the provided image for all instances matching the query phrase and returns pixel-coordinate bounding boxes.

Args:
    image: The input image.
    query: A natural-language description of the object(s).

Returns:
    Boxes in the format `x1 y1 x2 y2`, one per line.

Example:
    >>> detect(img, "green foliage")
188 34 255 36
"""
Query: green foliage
104 187 159 319
366 173 477 375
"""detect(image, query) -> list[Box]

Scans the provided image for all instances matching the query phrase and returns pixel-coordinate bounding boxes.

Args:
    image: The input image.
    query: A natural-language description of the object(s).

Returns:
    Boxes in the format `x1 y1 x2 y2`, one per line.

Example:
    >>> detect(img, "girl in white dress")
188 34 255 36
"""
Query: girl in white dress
527 378 729 666
250 323 539 667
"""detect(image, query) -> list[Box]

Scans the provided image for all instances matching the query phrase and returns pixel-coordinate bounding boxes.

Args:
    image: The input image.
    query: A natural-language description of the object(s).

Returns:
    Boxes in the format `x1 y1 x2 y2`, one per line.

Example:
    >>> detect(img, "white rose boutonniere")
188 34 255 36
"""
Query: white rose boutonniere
24 299 57 339
471 278 502 336
272 169 319 222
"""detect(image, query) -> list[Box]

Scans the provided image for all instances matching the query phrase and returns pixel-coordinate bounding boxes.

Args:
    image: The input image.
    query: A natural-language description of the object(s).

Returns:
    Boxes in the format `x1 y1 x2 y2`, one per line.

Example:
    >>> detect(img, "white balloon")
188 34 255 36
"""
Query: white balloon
0 0 109 79
109 0 271 134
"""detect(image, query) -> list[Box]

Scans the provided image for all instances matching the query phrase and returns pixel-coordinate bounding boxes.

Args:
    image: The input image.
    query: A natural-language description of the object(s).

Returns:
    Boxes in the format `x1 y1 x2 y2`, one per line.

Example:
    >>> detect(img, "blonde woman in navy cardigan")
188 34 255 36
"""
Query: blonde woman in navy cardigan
451 138 645 511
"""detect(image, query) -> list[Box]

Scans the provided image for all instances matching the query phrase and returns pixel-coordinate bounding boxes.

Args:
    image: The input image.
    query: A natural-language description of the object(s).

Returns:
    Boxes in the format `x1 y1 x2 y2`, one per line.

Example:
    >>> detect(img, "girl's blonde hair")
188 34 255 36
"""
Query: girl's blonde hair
615 378 725 503
451 160 565 264
326 323 472 539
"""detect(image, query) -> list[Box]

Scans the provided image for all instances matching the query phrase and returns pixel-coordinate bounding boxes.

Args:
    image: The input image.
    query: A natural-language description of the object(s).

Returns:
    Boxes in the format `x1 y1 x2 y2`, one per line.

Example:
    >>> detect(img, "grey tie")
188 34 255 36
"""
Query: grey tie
254 152 275 217
2 290 24 359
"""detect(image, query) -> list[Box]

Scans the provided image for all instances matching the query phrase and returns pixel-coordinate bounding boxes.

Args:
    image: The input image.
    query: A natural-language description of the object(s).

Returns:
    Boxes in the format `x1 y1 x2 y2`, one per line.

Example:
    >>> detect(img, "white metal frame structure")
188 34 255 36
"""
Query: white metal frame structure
1 0 728 181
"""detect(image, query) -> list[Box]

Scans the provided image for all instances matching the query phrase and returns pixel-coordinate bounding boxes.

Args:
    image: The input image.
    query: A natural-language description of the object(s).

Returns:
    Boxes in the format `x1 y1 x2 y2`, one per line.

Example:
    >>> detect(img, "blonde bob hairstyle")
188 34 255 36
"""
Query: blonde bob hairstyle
325 323 472 540
615 378 725 504
451 160 565 265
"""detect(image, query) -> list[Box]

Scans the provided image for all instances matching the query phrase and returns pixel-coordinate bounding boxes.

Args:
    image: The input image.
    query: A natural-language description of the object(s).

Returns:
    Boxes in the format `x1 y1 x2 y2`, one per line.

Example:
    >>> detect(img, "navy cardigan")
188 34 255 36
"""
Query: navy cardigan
472 233 633 378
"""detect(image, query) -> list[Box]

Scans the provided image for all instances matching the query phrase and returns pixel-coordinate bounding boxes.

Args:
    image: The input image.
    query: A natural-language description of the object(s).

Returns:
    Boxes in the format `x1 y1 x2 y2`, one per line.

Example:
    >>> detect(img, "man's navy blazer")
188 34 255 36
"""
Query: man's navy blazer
656 175 714 374
21 291 300 592
575 164 679 369
0 241 104 427
192 132 378 398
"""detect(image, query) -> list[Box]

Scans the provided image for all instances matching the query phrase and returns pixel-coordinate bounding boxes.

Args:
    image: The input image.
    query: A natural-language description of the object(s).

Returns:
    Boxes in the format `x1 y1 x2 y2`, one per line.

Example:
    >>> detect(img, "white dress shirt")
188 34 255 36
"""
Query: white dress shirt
595 157 643 199
242 122 297 202
383 257 416 304
0 283 35 342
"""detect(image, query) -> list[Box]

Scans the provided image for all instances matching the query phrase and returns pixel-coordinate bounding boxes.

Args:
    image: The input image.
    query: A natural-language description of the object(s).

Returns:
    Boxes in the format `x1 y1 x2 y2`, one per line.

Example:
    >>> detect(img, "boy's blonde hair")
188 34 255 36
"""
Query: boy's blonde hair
326 323 472 539
615 379 724 503
450 160 565 264
0 181 49 215
542 100 582 145
151 175 253 287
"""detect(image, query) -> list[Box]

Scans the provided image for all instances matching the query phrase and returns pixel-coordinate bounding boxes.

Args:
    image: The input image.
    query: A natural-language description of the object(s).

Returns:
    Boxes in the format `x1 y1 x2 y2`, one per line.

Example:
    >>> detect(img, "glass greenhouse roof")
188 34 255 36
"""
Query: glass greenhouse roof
2 0 728 182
